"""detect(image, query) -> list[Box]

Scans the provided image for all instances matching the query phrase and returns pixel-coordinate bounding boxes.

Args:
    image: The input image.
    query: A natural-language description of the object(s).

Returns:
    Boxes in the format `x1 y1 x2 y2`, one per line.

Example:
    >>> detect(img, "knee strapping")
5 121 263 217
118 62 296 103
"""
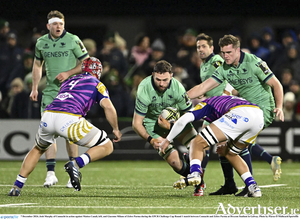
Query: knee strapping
159 143 176 159
199 126 218 146
227 141 243 155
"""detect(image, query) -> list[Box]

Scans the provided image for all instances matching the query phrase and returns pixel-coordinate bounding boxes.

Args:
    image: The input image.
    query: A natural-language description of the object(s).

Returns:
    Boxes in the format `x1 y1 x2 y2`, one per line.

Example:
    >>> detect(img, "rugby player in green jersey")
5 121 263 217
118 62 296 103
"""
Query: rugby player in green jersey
132 60 198 192
30 10 89 188
188 34 284 197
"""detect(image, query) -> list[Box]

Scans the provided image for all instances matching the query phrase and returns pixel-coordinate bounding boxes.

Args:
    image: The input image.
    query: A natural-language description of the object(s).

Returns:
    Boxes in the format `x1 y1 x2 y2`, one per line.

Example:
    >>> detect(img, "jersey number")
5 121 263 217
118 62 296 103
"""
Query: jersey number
68 80 79 90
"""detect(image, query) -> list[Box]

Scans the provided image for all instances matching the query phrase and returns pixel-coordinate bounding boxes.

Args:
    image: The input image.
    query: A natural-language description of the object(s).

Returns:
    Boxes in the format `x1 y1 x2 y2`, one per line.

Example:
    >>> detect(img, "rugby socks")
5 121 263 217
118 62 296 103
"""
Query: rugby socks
201 149 210 175
241 172 256 187
75 153 91 168
176 159 190 177
46 159 56 172
248 143 272 164
219 156 236 187
14 174 27 189
190 159 202 174
240 148 253 174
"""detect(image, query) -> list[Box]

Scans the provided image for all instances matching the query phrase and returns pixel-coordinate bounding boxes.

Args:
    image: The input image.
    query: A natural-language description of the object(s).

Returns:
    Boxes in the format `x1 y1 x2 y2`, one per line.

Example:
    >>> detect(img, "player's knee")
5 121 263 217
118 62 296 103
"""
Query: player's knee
104 140 114 156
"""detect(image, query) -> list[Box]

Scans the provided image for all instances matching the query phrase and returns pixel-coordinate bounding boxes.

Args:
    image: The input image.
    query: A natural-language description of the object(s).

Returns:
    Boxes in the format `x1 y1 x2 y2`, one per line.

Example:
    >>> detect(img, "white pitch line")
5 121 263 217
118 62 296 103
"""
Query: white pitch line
237 184 287 189
0 203 37 207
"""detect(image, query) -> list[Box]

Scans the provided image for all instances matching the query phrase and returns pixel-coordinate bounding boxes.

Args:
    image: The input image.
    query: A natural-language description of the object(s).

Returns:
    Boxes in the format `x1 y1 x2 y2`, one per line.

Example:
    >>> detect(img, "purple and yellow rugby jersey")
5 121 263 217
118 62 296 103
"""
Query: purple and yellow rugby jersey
191 96 259 123
45 73 109 116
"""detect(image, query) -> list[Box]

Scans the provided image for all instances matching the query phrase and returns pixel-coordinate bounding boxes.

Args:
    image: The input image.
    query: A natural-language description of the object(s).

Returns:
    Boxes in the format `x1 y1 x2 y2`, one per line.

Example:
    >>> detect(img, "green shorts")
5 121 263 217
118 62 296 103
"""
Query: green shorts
41 91 59 112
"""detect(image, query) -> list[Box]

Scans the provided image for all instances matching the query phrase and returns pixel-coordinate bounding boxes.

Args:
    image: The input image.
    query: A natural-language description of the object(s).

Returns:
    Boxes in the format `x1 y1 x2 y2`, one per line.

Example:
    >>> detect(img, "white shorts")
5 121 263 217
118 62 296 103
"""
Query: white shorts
36 111 109 150
212 106 264 145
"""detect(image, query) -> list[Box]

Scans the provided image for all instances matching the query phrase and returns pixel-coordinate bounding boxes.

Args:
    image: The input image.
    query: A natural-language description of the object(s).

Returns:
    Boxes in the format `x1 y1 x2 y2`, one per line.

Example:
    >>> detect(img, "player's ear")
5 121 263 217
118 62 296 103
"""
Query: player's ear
46 23 50 31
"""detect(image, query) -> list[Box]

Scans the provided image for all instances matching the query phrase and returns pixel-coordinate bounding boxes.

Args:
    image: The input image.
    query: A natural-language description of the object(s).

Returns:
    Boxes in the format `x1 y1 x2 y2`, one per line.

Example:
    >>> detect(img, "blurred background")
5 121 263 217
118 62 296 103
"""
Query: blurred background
1 0 300 161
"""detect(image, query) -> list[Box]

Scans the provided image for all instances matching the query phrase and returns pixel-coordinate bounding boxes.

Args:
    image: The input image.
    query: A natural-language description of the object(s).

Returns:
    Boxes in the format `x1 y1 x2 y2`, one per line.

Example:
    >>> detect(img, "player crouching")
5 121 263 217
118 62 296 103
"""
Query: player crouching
159 95 263 197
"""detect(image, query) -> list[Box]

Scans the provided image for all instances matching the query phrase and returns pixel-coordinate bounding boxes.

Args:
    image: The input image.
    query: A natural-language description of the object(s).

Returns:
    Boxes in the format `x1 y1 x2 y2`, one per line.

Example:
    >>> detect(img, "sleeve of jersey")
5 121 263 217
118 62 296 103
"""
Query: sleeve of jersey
211 69 224 84
166 112 195 142
96 82 110 103
72 35 89 60
191 102 215 121
134 87 149 116
255 59 274 83
176 84 193 112
34 41 42 61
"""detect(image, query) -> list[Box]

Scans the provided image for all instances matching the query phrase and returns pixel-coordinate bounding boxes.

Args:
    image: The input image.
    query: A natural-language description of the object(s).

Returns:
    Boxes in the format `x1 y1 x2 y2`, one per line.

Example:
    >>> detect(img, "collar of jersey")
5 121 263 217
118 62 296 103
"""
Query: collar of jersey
151 76 172 93
204 53 215 63
48 30 67 42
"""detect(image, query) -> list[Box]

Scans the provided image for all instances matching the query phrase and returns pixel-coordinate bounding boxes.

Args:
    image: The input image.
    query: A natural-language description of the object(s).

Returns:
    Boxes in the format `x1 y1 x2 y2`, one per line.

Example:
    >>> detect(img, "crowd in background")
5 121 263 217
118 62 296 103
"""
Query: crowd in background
1 17 300 122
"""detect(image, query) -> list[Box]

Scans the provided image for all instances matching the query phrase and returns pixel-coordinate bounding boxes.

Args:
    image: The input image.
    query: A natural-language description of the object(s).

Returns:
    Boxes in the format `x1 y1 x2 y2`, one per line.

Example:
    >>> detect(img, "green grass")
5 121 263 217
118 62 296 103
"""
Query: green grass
0 160 299 215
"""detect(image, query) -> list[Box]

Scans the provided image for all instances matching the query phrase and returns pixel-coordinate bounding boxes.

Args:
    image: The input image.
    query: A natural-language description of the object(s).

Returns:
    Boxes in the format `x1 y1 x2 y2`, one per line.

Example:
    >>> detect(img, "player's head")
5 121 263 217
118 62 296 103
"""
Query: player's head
47 10 65 39
82 57 103 80
219 34 241 66
196 33 214 61
152 60 173 92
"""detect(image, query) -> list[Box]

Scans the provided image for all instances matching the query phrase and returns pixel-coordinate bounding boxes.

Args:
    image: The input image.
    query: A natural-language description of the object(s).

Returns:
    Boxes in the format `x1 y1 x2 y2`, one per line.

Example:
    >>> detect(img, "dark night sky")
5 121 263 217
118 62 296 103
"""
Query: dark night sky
1 0 299 20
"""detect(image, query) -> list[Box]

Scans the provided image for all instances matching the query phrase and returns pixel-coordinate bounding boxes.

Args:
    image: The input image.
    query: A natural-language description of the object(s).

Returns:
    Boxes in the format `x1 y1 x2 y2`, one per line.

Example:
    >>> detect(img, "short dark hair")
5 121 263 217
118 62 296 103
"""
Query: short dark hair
196 33 213 47
219 34 240 49
153 60 172 74
47 10 64 21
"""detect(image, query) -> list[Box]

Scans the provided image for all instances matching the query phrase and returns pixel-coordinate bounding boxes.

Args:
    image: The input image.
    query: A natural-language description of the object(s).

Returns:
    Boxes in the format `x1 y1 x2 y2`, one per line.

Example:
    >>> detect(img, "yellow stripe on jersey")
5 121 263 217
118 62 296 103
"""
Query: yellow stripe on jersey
97 82 107 95
194 102 207 110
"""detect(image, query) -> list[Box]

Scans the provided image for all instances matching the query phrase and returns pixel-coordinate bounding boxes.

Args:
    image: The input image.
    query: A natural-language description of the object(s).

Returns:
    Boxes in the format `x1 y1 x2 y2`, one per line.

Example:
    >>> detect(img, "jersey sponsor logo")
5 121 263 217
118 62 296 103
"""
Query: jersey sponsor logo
56 92 74 100
77 41 87 53
40 121 47 128
184 93 191 106
43 51 69 58
97 83 109 96
227 77 253 85
213 61 222 69
257 61 271 75
43 44 50 49
219 117 234 129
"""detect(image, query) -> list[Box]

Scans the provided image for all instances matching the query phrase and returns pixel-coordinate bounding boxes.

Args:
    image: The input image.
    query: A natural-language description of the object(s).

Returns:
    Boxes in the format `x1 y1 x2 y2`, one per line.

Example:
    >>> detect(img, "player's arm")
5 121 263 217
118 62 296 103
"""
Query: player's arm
132 112 155 144
55 58 89 83
187 78 219 99
30 58 43 101
100 98 122 142
160 113 195 154
266 76 284 122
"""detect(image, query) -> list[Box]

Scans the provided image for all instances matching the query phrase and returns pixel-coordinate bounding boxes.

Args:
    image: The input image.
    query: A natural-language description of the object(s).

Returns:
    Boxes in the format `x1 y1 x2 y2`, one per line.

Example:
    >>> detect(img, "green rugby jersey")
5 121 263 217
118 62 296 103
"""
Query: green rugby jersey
135 76 192 124
35 30 89 95
200 53 226 97
212 51 275 127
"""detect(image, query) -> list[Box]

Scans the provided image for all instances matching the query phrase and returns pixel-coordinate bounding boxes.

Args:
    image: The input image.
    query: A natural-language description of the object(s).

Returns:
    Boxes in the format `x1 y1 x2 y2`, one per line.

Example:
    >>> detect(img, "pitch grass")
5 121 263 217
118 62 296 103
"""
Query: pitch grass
0 160 299 215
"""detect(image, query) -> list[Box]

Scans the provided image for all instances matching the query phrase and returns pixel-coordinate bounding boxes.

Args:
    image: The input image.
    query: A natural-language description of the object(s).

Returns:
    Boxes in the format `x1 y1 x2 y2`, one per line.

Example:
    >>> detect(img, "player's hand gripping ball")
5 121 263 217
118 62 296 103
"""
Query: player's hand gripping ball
160 107 180 122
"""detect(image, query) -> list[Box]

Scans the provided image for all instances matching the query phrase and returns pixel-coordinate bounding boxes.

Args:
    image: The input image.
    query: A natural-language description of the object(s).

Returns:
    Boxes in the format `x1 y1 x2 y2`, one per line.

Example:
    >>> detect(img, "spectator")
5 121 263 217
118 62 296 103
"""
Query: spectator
82 38 97 57
275 92 296 122
261 26 282 67
25 27 45 53
98 31 128 78
272 42 300 82
0 18 9 47
186 50 201 85
247 32 270 62
129 32 152 67
115 32 128 59
280 68 294 93
0 32 23 100
141 38 167 75
22 51 34 79
1 77 24 116
289 80 300 102
175 28 197 68
172 61 196 91
10 73 42 118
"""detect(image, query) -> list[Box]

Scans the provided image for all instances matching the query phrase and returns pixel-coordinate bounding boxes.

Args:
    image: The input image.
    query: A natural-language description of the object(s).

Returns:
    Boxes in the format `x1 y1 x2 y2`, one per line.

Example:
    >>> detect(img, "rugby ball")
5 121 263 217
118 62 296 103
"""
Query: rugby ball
160 107 180 122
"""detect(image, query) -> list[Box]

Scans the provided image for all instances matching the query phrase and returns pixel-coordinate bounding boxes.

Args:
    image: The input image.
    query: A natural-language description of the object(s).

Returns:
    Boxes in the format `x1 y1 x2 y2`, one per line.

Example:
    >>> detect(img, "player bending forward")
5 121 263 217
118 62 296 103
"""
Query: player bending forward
159 95 263 197
8 57 122 196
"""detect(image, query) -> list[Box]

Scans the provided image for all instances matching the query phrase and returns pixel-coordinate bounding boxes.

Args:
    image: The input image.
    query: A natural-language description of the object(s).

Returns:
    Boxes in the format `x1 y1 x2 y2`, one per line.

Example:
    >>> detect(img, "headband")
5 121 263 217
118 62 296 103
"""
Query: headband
48 17 64 25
